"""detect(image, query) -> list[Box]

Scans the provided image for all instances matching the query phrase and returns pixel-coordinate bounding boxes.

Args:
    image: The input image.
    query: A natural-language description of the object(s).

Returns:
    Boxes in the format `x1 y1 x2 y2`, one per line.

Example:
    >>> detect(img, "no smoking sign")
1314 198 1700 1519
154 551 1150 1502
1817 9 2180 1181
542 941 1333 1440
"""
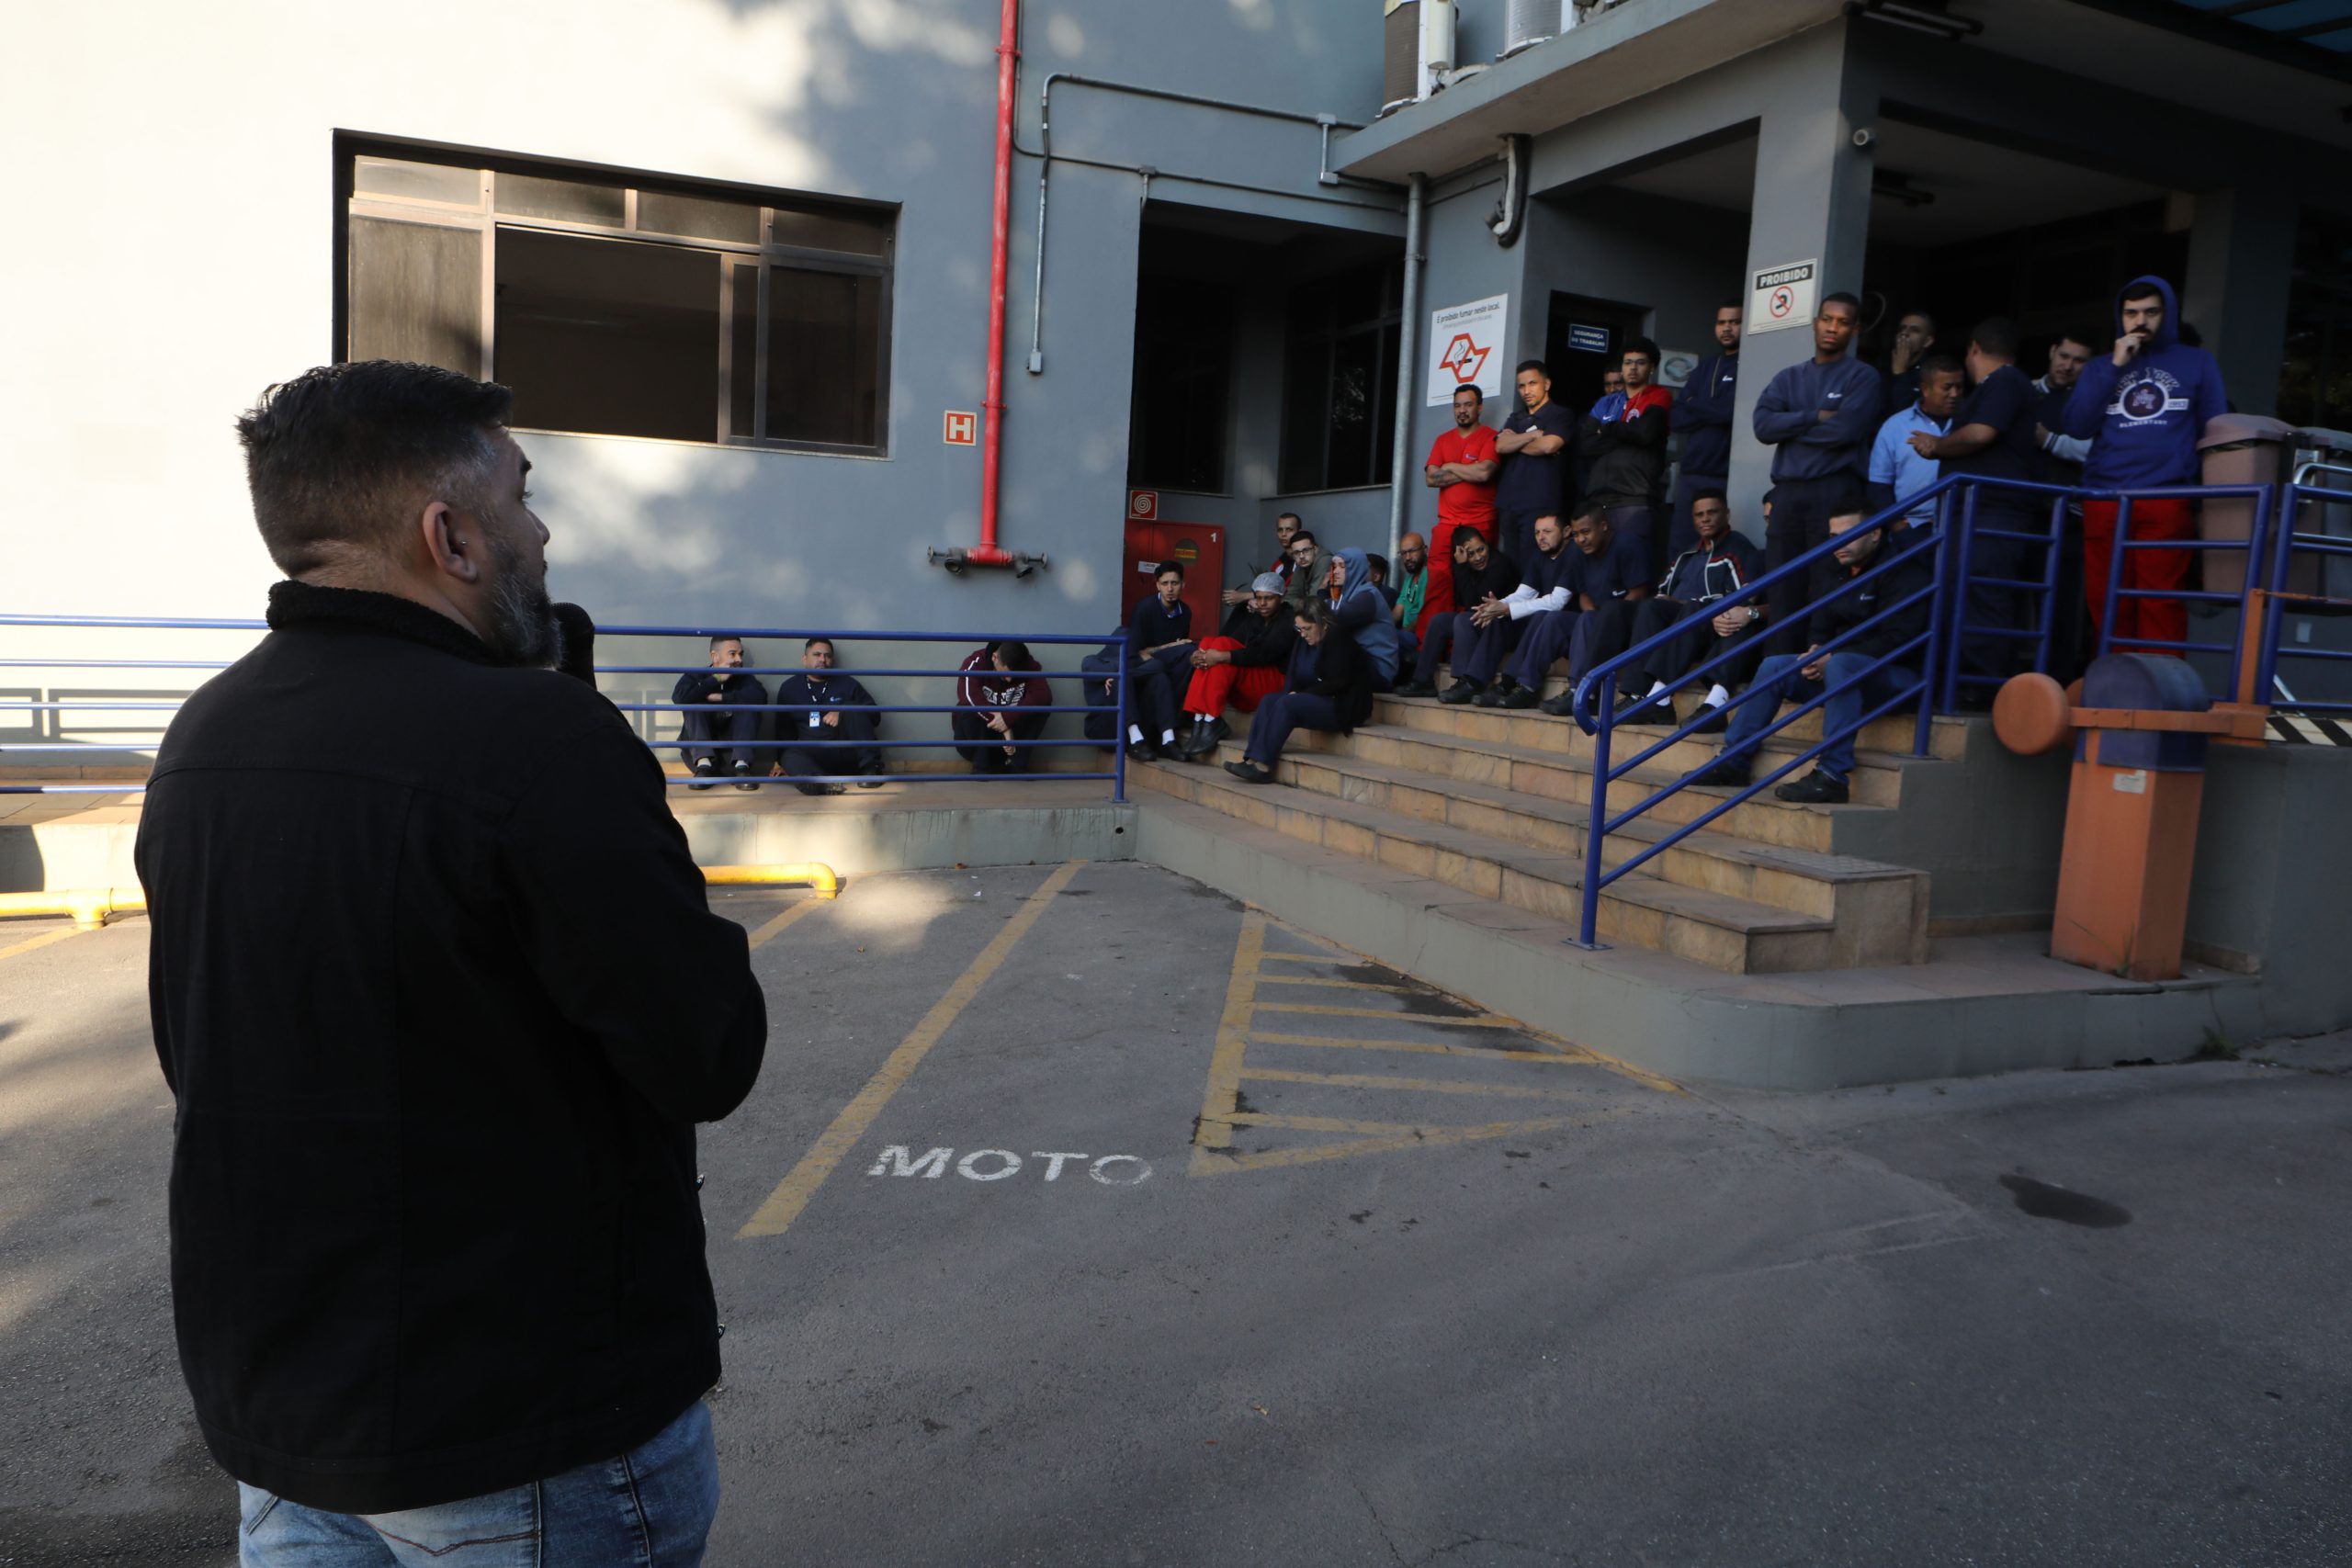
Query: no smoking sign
1747 258 1818 335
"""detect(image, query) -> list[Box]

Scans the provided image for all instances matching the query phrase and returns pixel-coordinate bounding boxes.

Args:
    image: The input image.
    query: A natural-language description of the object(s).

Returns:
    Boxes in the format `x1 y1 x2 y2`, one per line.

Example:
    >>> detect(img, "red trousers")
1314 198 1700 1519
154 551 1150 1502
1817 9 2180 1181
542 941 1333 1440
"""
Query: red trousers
1183 637 1285 717
1422 517 1490 637
2083 497 2194 652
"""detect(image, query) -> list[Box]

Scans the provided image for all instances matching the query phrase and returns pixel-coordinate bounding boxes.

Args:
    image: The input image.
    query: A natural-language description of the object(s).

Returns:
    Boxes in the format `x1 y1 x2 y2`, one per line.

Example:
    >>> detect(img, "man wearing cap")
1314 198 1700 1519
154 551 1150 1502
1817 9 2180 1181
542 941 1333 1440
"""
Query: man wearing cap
1177 573 1296 760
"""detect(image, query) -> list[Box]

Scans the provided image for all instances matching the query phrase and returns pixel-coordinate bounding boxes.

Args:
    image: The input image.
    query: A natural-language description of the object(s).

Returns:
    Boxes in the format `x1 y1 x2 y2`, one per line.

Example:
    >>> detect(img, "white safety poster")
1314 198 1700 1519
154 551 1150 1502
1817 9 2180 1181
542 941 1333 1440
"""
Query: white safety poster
1426 294 1509 405
1747 259 1818 335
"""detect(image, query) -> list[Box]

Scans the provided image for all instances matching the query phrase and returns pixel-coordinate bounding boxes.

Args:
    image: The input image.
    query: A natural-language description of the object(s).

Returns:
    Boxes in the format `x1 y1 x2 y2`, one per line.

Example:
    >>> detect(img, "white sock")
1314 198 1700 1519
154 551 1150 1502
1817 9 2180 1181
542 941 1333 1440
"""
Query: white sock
1128 725 1145 743
1160 728 1177 746
1645 680 1666 697
1705 684 1729 708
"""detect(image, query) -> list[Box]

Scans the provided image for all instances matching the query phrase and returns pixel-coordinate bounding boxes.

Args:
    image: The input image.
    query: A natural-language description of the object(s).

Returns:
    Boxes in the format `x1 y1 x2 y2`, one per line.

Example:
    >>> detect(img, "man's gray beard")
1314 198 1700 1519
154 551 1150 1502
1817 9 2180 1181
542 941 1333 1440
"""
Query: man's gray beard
483 531 561 668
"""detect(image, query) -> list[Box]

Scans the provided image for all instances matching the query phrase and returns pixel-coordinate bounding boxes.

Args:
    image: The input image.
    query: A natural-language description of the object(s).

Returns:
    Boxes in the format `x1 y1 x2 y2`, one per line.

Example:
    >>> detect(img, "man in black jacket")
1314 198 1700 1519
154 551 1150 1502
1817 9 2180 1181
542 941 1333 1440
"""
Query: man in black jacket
1395 528 1518 697
136 360 766 1560
1577 336 1673 576
1691 508 1934 803
674 633 767 789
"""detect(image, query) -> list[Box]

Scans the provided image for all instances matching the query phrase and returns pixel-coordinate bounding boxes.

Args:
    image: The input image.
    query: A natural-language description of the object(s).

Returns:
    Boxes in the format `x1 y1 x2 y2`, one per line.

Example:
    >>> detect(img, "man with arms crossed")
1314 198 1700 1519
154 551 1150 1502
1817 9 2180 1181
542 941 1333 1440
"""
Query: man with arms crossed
1494 360 1573 572
137 361 766 1563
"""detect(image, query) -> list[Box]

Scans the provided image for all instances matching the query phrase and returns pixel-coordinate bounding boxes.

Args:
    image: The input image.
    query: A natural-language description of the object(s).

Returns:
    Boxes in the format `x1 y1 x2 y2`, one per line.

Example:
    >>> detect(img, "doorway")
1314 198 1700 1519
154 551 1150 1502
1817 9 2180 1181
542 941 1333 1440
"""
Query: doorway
1544 292 1651 419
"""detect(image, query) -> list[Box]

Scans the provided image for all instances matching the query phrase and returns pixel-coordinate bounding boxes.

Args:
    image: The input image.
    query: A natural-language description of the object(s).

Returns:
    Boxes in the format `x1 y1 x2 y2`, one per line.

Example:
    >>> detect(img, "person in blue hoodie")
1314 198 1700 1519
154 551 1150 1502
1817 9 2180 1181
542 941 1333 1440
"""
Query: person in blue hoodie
1668 300 1742 558
1326 547 1401 690
2061 275 2227 654
1750 291 1882 658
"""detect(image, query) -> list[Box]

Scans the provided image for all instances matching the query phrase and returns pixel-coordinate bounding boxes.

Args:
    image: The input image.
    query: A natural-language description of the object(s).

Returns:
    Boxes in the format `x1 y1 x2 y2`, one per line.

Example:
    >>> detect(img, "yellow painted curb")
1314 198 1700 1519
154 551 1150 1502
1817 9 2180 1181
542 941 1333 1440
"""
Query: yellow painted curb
702 863 841 898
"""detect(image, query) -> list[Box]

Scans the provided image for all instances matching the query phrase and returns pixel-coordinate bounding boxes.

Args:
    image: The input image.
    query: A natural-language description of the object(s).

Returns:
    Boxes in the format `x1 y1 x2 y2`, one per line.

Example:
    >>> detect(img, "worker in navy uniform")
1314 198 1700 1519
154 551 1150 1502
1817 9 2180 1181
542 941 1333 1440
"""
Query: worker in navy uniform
1492 359 1574 573
772 637 885 794
673 634 767 790
1555 488 1764 727
1399 528 1519 697
1442 511 1572 707
1750 292 1881 657
1487 505 1649 708
1692 509 1933 804
1123 562 1195 761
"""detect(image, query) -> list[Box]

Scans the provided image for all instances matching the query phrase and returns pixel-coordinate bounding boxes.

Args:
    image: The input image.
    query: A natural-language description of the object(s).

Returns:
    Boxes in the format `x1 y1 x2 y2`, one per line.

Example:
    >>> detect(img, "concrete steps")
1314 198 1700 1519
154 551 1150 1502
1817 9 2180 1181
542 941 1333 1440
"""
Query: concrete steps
1129 670 1966 975
1134 749 1923 973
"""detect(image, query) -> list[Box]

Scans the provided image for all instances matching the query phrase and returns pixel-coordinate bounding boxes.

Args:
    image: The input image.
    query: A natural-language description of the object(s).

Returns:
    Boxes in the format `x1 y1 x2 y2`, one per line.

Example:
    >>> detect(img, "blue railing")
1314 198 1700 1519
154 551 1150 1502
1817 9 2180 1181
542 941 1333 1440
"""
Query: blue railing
1566 487 1956 951
0 617 1132 801
2253 480 2352 716
1559 471 2299 949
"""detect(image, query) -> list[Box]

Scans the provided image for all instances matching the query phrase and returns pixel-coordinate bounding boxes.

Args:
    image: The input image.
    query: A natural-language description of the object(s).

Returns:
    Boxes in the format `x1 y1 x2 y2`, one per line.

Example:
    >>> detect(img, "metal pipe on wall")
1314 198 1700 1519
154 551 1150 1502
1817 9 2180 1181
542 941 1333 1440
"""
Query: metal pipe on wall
1386 173 1428 563
931 0 1041 575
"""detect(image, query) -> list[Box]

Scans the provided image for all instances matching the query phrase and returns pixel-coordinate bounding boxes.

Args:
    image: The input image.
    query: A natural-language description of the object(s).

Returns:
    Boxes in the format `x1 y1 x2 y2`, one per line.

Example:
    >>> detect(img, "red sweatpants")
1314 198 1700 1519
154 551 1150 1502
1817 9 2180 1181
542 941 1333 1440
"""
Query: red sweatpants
1183 637 1285 717
2083 497 2194 652
1422 518 1490 636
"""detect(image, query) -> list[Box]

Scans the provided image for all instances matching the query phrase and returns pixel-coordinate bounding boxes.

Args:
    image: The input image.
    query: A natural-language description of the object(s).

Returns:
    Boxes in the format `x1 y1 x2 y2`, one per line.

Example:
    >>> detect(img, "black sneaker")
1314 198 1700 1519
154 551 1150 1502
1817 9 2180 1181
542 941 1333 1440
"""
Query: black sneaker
1691 702 1729 734
794 780 845 796
733 762 760 793
1690 757 1751 789
1775 770 1849 804
1472 679 1516 708
1223 759 1274 784
688 760 718 792
1394 680 1438 699
1537 691 1577 717
1497 685 1539 710
856 779 885 789
1438 681 1482 705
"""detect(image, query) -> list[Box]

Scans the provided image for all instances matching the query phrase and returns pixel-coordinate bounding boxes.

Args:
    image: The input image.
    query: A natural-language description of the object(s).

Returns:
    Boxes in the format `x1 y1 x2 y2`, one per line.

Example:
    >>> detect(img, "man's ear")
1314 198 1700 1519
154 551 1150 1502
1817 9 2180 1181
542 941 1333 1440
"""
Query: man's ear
418 500 482 585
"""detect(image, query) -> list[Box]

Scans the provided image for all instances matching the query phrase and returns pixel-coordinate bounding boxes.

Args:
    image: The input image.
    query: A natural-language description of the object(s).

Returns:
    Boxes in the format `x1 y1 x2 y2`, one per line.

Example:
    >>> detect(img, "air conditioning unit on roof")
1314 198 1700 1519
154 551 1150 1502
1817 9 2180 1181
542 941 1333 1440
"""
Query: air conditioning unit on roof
1381 0 1457 114
1502 0 1567 57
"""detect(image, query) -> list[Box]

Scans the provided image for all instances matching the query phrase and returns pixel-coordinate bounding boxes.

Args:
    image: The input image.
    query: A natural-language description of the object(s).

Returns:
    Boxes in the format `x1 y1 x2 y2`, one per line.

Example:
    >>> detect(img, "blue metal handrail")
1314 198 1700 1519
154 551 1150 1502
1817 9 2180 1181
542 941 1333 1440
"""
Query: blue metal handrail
2091 484 2277 677
0 618 1135 800
1566 501 1953 950
2252 483 2352 716
1561 471 2291 948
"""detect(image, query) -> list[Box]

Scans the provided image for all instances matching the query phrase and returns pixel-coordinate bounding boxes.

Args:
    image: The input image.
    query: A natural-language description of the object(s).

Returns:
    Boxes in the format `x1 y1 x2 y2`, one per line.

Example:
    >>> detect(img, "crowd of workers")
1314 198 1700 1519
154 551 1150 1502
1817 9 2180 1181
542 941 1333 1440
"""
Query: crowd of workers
1135 272 2228 804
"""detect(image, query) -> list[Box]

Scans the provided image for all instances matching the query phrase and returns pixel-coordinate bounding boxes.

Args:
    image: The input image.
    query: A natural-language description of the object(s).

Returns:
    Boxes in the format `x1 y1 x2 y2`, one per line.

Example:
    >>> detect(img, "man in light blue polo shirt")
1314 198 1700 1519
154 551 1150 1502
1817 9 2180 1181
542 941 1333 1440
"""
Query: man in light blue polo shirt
1867 355 1964 531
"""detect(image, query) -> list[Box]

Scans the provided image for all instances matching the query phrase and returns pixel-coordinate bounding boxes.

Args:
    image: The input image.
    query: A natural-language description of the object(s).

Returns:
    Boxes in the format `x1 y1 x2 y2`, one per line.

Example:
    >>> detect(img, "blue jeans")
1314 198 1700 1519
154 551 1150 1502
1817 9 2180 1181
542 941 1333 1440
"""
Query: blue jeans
1720 652 1917 783
239 1401 718 1567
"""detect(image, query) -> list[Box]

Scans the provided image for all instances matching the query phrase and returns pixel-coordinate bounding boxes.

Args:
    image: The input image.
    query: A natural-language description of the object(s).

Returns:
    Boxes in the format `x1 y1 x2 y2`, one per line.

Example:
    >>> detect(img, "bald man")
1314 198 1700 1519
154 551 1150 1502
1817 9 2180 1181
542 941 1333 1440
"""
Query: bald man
1391 531 1433 669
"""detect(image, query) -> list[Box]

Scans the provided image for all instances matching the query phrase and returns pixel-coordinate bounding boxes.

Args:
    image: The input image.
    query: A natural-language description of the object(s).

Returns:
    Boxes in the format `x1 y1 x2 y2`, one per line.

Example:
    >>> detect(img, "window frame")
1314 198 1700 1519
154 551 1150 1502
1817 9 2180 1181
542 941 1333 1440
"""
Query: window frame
334 138 896 458
1279 258 1404 493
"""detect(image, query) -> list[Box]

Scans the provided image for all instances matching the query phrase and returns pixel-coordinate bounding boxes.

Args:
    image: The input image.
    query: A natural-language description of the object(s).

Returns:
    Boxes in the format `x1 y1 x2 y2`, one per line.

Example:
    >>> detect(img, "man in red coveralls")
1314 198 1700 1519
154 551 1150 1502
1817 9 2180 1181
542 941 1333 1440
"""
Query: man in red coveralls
1422 382 1498 644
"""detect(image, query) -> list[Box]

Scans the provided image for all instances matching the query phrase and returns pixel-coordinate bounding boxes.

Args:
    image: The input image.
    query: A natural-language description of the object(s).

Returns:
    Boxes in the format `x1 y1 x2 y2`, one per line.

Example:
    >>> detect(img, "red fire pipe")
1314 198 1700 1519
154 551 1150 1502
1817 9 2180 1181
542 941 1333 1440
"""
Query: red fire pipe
967 0 1022 570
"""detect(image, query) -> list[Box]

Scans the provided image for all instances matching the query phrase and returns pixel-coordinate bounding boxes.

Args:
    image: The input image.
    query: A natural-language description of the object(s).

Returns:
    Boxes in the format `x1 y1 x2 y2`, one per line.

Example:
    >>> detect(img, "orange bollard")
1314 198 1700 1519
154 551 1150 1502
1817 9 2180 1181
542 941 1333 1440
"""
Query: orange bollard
1994 656 2266 981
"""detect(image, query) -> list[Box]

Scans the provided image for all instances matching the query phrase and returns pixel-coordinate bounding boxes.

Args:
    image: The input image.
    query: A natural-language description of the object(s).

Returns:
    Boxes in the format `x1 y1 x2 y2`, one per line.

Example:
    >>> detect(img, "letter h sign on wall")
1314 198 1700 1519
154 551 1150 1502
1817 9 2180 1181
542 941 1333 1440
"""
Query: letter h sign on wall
944 410 978 446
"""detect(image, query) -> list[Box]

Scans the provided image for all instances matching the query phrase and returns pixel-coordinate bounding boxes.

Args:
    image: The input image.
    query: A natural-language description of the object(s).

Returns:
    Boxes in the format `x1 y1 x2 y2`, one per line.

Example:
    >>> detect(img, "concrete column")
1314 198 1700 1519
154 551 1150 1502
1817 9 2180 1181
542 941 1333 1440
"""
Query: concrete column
1724 22 1876 525
2183 186 2299 419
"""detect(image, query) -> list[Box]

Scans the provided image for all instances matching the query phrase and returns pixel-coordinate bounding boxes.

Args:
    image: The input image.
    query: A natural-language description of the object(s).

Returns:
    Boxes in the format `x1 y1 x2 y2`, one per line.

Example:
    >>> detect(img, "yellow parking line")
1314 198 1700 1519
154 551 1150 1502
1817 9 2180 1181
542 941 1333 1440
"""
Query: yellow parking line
744 896 824 952
737 861 1083 1239
1251 1001 1516 1027
1198 1113 1601 1174
1248 1030 1597 1065
0 924 85 963
1187 912 1266 1166
1253 974 1421 995
1239 1066 1597 1102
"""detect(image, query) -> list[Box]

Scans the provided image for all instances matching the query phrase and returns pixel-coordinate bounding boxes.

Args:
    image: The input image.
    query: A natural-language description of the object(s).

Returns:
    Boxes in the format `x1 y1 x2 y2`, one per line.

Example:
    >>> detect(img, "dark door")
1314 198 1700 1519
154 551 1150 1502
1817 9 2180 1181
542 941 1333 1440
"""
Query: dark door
1543 293 1651 422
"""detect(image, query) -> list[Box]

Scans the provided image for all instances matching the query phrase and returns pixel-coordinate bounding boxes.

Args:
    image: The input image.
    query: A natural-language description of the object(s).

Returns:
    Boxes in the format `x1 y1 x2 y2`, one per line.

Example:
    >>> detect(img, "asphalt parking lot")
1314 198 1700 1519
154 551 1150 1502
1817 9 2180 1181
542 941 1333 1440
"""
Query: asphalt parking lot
5 860 2350 1566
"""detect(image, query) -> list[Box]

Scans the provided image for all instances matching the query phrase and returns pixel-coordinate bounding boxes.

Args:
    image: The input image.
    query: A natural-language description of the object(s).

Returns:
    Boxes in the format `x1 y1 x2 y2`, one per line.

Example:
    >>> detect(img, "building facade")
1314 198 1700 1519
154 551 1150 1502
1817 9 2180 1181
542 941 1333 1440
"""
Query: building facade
5 0 2349 741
